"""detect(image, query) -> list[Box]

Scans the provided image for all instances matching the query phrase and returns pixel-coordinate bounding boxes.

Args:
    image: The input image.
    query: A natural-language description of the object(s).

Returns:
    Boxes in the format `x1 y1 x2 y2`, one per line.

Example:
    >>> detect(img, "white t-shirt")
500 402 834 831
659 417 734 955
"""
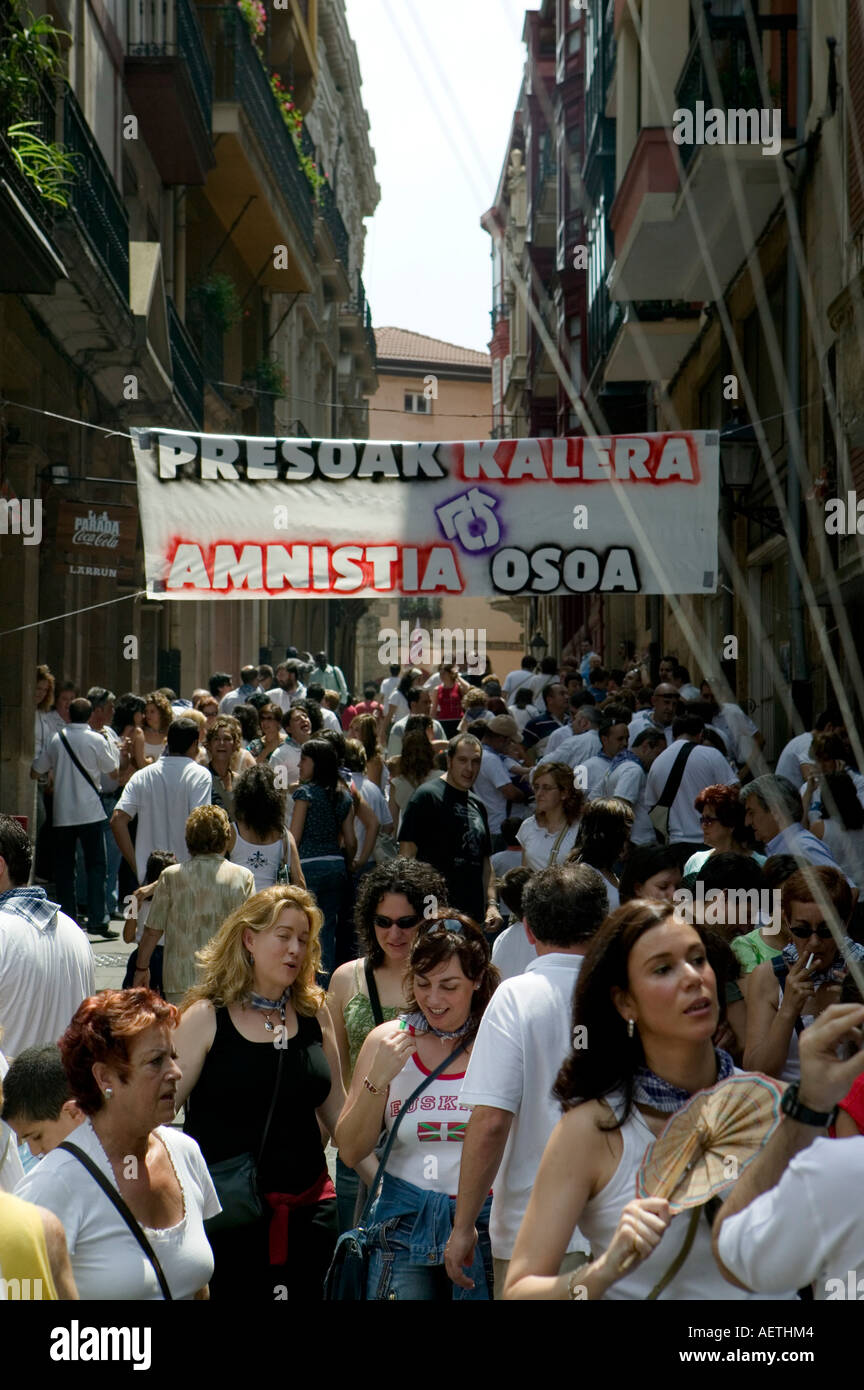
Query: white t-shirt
502 669 535 699
378 675 400 705
0 1052 25 1194
516 816 579 871
270 739 302 785
491 847 522 880
474 748 516 835
643 740 737 843
491 922 537 981
16 1119 220 1300
461 953 588 1260
0 898 94 1056
351 773 393 859
116 756 212 882
383 1043 471 1196
507 704 535 733
628 712 674 748
583 754 615 800
712 703 758 768
605 759 655 845
32 724 119 826
542 729 601 770
387 715 446 757
775 731 813 786
716 1137 864 1299
386 691 410 722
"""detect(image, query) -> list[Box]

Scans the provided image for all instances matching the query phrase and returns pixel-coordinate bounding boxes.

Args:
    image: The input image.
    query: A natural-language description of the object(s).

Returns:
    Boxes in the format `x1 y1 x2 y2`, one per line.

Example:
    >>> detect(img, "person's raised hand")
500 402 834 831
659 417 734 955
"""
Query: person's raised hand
602 1197 673 1283
797 1003 864 1113
366 1024 414 1091
778 952 818 1021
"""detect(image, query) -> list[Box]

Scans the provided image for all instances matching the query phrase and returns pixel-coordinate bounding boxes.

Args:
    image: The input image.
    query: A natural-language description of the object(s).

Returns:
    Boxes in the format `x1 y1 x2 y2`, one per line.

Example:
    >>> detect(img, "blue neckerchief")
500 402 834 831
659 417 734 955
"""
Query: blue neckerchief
611 749 640 770
0 885 60 932
633 1048 735 1113
781 938 864 989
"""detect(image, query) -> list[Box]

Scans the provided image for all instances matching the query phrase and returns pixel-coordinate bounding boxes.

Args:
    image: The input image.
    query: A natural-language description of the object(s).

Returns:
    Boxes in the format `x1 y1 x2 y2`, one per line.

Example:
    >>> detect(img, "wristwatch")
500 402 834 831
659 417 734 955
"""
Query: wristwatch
780 1081 837 1128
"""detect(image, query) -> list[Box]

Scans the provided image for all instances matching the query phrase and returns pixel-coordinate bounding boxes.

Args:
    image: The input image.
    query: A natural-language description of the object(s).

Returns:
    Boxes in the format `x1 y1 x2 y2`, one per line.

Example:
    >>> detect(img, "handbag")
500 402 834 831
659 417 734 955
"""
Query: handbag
57 1141 174 1299
201 1044 285 1236
648 741 697 845
323 1040 466 1300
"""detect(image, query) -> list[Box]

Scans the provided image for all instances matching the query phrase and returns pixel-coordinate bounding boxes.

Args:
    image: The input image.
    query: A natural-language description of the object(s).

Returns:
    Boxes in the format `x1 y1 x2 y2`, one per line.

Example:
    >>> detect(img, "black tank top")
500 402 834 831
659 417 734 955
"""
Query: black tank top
184 1006 331 1193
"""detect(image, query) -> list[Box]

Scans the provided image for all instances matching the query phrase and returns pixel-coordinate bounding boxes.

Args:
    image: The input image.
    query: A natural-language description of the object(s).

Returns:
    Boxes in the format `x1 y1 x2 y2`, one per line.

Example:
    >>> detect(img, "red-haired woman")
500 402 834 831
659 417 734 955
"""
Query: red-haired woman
683 784 766 879
16 989 219 1300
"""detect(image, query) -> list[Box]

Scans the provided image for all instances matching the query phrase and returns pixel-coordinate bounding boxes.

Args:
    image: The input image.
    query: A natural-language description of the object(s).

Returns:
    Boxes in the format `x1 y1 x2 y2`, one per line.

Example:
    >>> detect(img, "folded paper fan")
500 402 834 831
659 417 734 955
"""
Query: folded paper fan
635 1072 784 1213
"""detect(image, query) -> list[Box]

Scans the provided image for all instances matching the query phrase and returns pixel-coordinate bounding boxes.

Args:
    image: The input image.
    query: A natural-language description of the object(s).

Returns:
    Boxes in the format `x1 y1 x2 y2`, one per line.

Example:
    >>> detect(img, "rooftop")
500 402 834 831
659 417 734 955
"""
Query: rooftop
374 327 491 371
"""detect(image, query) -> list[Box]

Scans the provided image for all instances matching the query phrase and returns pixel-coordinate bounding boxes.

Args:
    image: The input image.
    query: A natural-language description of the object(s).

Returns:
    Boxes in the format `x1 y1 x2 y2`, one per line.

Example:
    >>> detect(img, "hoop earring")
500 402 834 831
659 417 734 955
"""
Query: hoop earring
627 1019 635 1039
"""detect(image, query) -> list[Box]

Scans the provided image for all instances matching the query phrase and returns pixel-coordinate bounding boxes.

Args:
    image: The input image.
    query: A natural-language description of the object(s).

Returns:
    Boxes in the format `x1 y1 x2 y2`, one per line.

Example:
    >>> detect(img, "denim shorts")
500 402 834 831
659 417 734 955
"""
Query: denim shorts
365 1175 493 1302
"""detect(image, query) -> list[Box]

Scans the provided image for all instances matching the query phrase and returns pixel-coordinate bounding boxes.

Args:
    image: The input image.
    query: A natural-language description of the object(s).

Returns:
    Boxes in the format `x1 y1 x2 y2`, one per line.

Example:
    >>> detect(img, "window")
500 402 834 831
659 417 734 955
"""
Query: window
405 392 431 414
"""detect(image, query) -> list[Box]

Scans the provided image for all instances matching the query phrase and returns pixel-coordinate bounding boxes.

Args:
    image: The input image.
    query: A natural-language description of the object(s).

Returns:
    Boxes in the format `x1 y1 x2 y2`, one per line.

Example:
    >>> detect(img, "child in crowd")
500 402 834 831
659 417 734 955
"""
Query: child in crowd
2 1044 83 1163
121 849 177 993
491 866 536 981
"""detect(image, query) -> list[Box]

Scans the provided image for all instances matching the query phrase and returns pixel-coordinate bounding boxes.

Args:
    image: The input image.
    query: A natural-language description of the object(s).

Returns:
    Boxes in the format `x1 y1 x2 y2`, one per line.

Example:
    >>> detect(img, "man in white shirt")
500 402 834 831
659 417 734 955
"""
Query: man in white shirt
444 863 609 1297
219 666 261 715
628 683 679 749
111 719 212 884
306 651 348 704
544 705 604 775
378 664 401 708
582 715 630 800
605 727 668 845
775 708 842 787
474 718 527 842
713 1002 864 1298
0 815 94 1056
387 687 446 756
642 714 737 855
502 657 537 700
266 661 307 714
32 697 119 936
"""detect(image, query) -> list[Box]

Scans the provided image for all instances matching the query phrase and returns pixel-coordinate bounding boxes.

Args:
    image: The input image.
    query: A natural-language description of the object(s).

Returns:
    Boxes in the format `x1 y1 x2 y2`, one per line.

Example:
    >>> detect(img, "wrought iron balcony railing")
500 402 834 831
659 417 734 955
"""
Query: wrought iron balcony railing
167 296 204 427
127 0 212 133
62 86 130 301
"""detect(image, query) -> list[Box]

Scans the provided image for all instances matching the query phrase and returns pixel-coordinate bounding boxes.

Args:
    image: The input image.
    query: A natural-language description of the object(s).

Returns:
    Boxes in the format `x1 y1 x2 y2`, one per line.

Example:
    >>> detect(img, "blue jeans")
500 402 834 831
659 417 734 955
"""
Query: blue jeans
365 1172 493 1301
301 857 349 982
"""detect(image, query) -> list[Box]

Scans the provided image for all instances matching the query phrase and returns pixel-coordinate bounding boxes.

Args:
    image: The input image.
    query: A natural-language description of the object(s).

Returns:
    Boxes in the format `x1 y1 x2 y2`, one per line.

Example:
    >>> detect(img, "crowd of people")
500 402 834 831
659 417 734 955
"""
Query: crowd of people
1 640 863 1302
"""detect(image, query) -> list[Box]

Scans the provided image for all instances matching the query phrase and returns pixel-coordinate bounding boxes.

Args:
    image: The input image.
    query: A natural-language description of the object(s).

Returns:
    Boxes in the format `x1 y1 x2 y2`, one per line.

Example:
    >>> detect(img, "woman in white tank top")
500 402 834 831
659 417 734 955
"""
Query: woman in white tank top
504 900 797 1301
226 764 304 893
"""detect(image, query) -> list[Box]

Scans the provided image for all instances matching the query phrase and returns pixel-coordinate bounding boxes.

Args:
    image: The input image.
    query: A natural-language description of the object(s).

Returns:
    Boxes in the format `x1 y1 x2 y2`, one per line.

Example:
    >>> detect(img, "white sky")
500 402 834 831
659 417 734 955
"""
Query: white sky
344 0 536 355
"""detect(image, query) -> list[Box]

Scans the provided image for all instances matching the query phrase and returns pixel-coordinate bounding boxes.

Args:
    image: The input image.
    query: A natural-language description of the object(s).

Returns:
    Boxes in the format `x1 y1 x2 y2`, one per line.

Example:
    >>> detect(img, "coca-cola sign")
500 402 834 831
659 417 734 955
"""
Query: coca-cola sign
53 502 137 581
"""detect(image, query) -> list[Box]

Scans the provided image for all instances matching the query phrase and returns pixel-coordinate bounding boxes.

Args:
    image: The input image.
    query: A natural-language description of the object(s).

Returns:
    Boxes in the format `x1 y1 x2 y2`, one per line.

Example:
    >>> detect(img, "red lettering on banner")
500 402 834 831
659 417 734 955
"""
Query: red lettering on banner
162 541 465 596
451 435 700 485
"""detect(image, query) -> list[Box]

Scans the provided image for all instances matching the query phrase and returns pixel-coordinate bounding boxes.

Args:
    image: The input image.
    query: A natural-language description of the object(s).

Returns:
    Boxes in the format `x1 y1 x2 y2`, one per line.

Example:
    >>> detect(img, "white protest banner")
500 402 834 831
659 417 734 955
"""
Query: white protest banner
130 429 719 599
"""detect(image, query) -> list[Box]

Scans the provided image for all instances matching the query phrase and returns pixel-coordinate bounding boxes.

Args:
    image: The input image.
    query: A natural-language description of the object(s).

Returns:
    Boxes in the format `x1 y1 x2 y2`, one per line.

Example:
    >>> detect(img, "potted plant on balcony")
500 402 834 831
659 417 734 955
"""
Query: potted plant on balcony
0 1 77 208
236 0 266 46
269 72 325 198
187 272 241 334
243 357 287 398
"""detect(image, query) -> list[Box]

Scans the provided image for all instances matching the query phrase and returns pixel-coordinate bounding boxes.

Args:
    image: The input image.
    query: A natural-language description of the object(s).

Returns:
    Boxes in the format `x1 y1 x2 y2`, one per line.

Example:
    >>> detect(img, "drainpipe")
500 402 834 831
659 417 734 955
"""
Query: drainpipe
786 0 810 714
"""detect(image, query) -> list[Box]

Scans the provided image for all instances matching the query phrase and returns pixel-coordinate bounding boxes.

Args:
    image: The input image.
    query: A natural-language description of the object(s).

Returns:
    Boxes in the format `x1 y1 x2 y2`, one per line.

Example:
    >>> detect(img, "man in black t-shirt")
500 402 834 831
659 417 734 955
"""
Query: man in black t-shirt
398 734 502 931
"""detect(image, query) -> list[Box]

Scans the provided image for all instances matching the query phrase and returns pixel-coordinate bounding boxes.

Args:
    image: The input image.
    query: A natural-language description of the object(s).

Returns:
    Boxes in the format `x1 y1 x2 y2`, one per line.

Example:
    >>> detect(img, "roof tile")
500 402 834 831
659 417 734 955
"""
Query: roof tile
374 326 491 370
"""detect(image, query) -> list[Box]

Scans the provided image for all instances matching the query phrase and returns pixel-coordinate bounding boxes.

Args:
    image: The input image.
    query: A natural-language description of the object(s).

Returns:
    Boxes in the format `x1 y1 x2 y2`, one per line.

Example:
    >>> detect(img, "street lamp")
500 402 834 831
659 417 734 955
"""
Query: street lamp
530 630 548 662
718 409 758 493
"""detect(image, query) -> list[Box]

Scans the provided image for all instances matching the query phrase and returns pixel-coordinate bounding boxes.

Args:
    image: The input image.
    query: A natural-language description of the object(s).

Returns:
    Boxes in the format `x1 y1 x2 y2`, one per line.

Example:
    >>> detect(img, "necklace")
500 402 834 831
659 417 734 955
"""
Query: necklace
248 988 290 1032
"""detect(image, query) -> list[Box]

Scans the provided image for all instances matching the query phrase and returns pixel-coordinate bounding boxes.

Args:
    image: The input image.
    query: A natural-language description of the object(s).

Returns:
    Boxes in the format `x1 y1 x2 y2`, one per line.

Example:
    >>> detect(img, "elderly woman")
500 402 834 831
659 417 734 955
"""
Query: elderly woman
16 989 219 1299
682 784 765 878
744 865 864 1081
327 858 448 1229
227 764 304 892
204 715 254 821
133 806 255 1006
336 913 500 1300
174 885 354 1302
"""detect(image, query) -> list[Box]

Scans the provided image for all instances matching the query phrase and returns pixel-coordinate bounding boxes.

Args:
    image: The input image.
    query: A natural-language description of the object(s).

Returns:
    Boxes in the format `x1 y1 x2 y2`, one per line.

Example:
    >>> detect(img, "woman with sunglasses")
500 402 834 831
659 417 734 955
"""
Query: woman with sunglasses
249 702 287 765
744 866 864 1080
326 858 448 1229
335 913 499 1299
682 785 765 879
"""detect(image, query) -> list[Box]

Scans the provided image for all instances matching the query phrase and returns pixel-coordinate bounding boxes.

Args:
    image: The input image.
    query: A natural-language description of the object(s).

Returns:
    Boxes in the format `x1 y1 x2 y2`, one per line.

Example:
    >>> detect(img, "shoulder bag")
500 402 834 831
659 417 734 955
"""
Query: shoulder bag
197 1042 285 1236
323 1040 465 1300
648 741 697 845
58 1141 174 1299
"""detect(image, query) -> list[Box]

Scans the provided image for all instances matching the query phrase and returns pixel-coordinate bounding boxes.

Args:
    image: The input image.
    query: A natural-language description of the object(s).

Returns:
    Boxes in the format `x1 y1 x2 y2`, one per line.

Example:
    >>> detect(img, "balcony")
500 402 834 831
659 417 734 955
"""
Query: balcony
489 303 509 331
609 12 795 303
125 0 214 185
198 4 315 292
529 131 557 247
603 300 702 382
267 0 318 104
0 52 67 292
339 270 378 390
62 86 130 302
167 296 204 427
301 124 350 297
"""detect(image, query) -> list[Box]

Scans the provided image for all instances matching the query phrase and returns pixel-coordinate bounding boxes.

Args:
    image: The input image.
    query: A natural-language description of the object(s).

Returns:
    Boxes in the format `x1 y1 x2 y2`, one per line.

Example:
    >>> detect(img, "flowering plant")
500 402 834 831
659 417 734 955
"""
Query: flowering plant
237 0 266 41
269 72 325 196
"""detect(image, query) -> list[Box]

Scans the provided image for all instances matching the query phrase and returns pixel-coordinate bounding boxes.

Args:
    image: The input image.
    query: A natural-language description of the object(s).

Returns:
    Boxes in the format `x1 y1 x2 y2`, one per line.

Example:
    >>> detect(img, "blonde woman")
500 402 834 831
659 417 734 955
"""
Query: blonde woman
173 886 355 1302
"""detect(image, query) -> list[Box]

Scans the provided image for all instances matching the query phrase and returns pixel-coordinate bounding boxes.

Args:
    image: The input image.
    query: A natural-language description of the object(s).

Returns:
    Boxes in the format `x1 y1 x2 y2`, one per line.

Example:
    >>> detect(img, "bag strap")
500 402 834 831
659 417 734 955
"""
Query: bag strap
645 1204 701 1301
58 730 102 804
548 820 571 864
358 1039 466 1227
257 1038 285 1163
653 740 697 811
364 958 385 1028
57 1141 173 1300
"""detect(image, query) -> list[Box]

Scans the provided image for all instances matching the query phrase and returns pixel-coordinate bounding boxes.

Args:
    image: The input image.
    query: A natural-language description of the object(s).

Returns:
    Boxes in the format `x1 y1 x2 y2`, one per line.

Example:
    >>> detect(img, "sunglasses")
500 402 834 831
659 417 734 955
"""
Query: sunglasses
789 924 835 941
374 914 421 930
700 815 719 826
